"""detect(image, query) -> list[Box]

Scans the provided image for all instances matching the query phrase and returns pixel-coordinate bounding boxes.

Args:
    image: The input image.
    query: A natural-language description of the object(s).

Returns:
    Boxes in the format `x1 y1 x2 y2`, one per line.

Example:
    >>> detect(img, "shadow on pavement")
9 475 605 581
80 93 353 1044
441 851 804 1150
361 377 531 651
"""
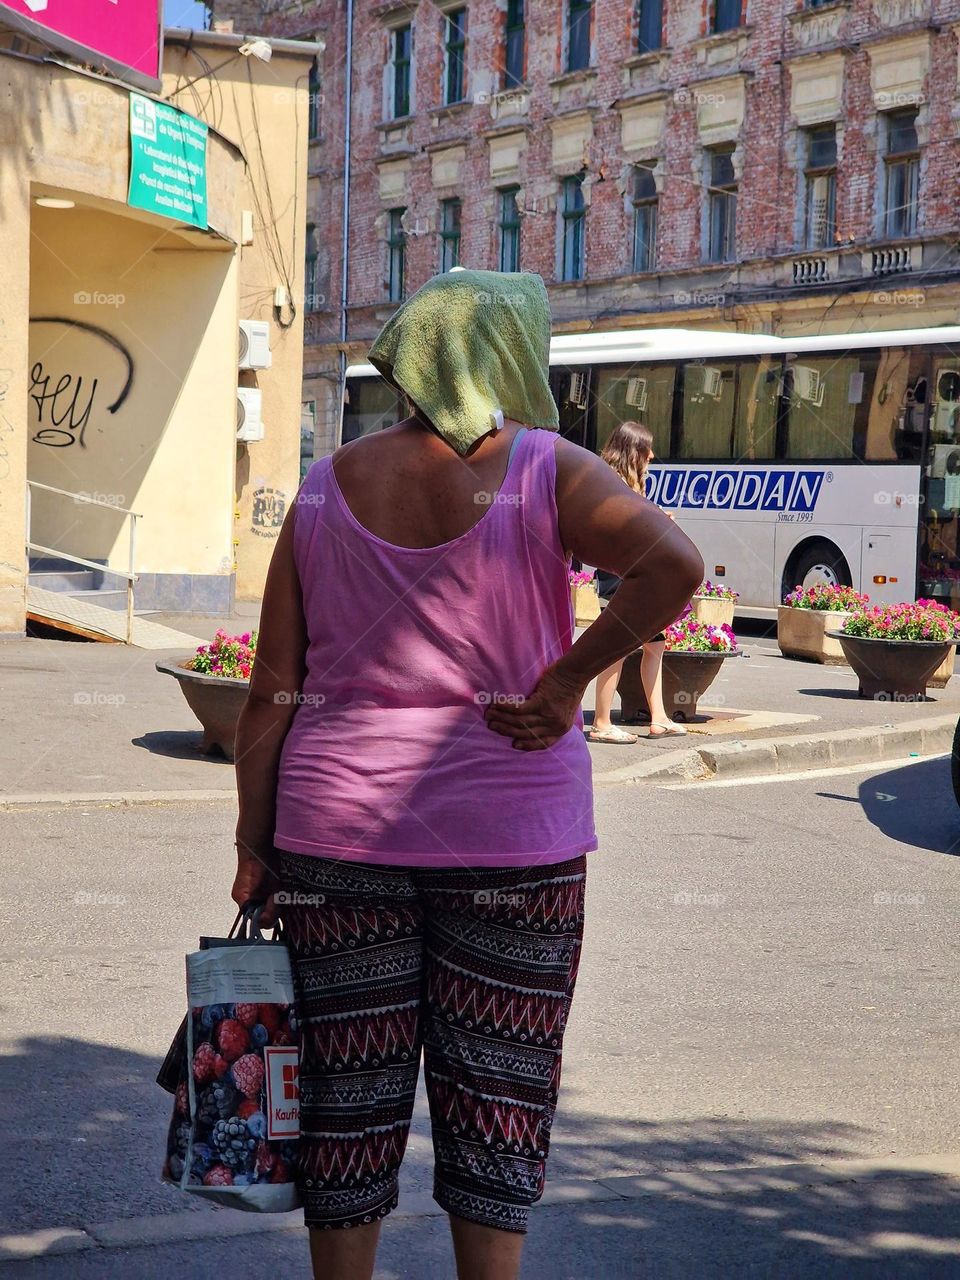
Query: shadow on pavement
847 756 960 857
2 1037 959 1277
131 731 233 764
797 688 938 707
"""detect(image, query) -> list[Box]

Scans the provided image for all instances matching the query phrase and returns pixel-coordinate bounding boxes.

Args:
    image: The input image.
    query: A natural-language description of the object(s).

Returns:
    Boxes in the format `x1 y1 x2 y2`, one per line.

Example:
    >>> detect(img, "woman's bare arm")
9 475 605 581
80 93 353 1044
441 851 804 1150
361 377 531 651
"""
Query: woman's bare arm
231 504 308 914
484 438 703 749
551 437 703 684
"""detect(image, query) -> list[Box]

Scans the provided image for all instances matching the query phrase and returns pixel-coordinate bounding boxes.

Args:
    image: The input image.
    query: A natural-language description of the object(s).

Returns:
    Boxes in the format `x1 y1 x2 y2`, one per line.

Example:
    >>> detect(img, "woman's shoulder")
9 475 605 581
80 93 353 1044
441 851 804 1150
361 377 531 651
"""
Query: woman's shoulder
331 420 422 474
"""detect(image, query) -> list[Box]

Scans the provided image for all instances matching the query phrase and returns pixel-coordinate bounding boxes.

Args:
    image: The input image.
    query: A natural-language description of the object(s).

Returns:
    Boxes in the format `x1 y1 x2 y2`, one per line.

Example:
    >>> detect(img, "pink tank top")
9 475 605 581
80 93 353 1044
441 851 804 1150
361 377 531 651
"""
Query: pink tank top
274 428 597 868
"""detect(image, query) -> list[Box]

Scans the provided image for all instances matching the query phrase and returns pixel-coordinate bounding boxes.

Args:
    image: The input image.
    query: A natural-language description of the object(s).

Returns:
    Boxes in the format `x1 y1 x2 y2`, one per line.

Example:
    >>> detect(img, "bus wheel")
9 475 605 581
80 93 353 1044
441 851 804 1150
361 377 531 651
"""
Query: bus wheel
784 541 852 598
952 717 960 808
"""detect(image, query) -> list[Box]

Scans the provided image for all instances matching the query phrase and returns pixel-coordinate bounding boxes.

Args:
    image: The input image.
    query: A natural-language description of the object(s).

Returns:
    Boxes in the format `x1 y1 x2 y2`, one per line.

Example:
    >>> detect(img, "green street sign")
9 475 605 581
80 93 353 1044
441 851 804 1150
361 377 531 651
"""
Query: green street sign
128 93 208 230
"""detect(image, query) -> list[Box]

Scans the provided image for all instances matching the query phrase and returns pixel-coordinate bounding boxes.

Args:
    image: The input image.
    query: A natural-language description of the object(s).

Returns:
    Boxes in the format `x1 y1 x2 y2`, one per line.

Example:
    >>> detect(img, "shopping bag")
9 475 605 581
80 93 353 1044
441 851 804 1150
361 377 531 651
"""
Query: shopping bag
161 905 301 1212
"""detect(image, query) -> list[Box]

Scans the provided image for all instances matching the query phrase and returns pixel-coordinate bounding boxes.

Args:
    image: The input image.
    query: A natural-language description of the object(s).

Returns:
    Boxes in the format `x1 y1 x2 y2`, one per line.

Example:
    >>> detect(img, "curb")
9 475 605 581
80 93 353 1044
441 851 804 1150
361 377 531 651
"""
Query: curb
593 714 957 786
2 1153 959 1263
0 789 236 812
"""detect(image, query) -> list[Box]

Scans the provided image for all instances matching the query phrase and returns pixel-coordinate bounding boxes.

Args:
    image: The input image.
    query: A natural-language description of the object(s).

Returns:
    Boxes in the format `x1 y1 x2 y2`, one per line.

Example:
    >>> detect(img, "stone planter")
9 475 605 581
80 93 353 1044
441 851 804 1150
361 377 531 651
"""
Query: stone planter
929 644 956 689
156 657 249 760
825 632 952 700
571 583 601 627
778 606 851 665
617 647 742 723
691 596 735 630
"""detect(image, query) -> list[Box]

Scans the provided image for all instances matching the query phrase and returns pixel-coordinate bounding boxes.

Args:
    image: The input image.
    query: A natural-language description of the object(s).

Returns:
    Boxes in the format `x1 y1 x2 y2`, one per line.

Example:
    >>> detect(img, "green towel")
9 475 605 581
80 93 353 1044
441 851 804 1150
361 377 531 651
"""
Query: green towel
368 269 560 456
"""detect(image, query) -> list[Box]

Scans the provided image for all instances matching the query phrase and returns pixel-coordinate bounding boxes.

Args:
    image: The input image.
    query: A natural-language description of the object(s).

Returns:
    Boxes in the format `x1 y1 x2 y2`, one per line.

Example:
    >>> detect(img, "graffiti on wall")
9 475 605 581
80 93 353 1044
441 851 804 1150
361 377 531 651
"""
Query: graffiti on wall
251 486 286 537
28 318 134 449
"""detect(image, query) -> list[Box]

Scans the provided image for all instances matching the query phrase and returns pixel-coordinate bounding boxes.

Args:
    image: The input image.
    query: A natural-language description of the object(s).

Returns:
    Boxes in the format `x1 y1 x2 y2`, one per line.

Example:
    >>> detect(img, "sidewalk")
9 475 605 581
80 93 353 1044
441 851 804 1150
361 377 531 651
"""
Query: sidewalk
0 624 957 803
3 1153 959 1276
583 629 960 784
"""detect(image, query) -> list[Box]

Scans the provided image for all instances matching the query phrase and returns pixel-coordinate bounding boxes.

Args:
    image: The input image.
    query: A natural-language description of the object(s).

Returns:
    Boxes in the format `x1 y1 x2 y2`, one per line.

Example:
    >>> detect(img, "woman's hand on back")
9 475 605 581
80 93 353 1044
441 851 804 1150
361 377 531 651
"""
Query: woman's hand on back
483 663 586 750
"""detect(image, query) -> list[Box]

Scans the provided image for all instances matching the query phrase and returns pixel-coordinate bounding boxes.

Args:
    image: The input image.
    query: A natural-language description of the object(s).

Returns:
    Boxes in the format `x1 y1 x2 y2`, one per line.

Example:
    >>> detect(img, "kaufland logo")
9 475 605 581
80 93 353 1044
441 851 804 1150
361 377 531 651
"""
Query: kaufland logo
646 468 826 512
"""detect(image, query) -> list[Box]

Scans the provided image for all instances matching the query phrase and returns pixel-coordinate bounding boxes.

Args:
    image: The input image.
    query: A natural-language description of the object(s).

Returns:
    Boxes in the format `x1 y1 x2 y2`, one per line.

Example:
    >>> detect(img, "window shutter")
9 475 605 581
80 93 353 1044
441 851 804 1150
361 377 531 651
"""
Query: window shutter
810 174 829 247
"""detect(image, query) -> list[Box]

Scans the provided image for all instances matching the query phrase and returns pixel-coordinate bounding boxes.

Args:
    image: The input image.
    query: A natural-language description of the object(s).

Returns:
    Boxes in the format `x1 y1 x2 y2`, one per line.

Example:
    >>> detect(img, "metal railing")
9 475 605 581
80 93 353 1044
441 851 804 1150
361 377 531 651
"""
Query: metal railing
26 481 141 643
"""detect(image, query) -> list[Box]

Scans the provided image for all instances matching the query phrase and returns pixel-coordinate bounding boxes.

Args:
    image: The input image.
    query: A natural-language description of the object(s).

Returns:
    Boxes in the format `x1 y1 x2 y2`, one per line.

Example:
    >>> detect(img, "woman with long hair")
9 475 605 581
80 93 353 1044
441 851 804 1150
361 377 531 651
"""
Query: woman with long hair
589 420 688 742
230 272 701 1280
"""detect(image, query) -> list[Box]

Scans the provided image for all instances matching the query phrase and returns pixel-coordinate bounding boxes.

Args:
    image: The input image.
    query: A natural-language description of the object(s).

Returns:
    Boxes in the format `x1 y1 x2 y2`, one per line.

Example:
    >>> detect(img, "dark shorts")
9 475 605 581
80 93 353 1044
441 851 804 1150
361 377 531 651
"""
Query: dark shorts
277 851 587 1234
596 573 666 641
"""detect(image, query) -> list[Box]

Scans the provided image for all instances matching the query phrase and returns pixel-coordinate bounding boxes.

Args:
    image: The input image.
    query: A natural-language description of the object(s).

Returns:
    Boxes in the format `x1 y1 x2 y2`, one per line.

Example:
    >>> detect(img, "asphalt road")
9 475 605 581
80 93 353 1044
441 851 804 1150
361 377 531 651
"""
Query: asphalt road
1 756 959 1277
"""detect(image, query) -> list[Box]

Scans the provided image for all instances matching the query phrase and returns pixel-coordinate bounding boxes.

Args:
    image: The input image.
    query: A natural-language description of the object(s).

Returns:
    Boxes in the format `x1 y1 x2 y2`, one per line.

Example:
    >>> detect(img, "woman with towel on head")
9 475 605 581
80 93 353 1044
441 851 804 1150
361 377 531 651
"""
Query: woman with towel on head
230 269 702 1280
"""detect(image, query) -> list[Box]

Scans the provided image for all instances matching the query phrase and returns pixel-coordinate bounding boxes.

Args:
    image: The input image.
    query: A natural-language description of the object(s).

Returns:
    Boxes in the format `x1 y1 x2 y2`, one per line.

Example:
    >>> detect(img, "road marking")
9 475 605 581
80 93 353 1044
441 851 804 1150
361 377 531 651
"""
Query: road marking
0 790 235 812
659 752 949 790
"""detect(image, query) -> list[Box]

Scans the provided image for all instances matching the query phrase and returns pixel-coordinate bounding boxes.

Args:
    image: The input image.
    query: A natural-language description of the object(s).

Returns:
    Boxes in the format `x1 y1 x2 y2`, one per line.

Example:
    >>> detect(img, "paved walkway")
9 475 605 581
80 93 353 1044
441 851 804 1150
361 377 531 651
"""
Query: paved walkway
0 623 957 801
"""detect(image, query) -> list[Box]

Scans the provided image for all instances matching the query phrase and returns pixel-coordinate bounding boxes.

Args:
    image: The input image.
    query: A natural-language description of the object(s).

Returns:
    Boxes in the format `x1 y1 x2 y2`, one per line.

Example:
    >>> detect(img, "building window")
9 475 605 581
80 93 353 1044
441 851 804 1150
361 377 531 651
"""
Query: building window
706 146 737 263
712 0 740 33
440 197 462 271
637 0 662 53
387 208 406 302
632 164 658 272
308 60 322 140
505 0 525 88
560 173 586 281
884 108 919 238
389 24 412 119
305 223 320 312
499 187 521 272
567 0 592 72
804 124 837 249
300 400 316 481
444 8 467 105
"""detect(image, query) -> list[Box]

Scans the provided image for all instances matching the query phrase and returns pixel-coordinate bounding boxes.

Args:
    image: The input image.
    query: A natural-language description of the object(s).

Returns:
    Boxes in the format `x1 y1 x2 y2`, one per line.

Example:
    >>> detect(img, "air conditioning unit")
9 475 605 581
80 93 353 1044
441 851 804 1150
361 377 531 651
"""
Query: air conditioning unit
625 377 648 412
237 387 264 442
569 371 589 408
689 366 723 401
793 364 825 407
934 367 960 436
238 319 272 370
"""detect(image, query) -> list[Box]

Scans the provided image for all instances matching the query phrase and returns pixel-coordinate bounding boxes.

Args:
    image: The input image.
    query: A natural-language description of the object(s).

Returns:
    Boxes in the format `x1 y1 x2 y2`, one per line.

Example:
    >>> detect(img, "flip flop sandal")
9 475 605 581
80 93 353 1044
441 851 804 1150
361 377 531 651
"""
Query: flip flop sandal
646 721 689 738
587 726 639 745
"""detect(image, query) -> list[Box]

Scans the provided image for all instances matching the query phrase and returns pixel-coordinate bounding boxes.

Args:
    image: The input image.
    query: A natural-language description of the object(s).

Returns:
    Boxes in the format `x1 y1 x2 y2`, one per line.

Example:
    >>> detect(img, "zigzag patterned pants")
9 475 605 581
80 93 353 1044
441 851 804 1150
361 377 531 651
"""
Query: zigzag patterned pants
277 851 587 1234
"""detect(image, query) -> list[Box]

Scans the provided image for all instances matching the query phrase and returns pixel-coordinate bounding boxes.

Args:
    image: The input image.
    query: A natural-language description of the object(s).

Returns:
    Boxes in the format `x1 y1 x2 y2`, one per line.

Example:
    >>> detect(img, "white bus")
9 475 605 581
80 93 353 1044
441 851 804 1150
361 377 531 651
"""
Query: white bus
342 325 960 614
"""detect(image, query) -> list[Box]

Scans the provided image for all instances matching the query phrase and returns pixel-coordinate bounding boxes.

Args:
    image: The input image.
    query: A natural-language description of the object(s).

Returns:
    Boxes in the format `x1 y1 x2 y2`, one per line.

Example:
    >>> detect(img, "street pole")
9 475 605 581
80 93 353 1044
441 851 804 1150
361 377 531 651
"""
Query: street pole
337 0 354 451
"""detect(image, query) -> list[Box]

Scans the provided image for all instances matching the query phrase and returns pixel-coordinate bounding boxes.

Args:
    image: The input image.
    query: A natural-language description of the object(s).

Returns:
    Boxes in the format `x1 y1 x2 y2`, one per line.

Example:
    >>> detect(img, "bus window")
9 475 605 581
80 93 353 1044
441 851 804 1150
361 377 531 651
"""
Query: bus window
550 367 592 450
679 361 735 458
732 357 778 460
592 364 673 458
678 360 776 459
892 352 928 462
342 377 402 443
783 354 879 460
863 347 917 462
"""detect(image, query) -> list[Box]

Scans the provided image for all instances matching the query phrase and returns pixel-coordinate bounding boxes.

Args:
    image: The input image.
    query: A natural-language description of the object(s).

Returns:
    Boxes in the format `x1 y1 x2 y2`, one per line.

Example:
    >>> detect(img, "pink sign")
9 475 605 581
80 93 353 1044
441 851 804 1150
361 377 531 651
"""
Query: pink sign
0 0 162 89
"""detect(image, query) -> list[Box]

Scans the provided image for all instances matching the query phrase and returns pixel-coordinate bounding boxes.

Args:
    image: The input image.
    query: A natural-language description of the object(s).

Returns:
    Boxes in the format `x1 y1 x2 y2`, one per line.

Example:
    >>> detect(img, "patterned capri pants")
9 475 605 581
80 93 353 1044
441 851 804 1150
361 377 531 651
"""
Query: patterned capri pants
276 850 587 1234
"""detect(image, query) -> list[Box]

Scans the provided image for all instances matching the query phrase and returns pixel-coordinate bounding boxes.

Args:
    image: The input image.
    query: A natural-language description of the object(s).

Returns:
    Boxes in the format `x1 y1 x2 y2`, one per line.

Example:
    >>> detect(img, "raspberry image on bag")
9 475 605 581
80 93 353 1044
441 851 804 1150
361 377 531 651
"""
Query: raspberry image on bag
217 1018 250 1062
231 1053 265 1099
192 1041 218 1085
233 1002 260 1028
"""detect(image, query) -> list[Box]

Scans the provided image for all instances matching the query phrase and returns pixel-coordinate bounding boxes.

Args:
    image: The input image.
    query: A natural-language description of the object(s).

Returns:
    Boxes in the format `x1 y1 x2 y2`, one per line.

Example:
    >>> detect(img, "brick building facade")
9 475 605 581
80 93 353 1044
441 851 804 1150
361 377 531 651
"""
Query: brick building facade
212 0 960 459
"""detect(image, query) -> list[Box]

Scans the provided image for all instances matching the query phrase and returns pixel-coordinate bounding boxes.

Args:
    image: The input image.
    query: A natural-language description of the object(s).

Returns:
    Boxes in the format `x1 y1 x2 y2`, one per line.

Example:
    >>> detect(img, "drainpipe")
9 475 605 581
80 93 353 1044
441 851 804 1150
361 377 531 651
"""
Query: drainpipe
336 0 355 451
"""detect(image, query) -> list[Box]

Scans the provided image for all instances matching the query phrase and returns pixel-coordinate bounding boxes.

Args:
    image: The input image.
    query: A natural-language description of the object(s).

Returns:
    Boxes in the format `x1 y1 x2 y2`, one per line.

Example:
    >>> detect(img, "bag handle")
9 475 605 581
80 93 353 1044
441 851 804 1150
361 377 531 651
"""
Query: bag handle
228 900 283 942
